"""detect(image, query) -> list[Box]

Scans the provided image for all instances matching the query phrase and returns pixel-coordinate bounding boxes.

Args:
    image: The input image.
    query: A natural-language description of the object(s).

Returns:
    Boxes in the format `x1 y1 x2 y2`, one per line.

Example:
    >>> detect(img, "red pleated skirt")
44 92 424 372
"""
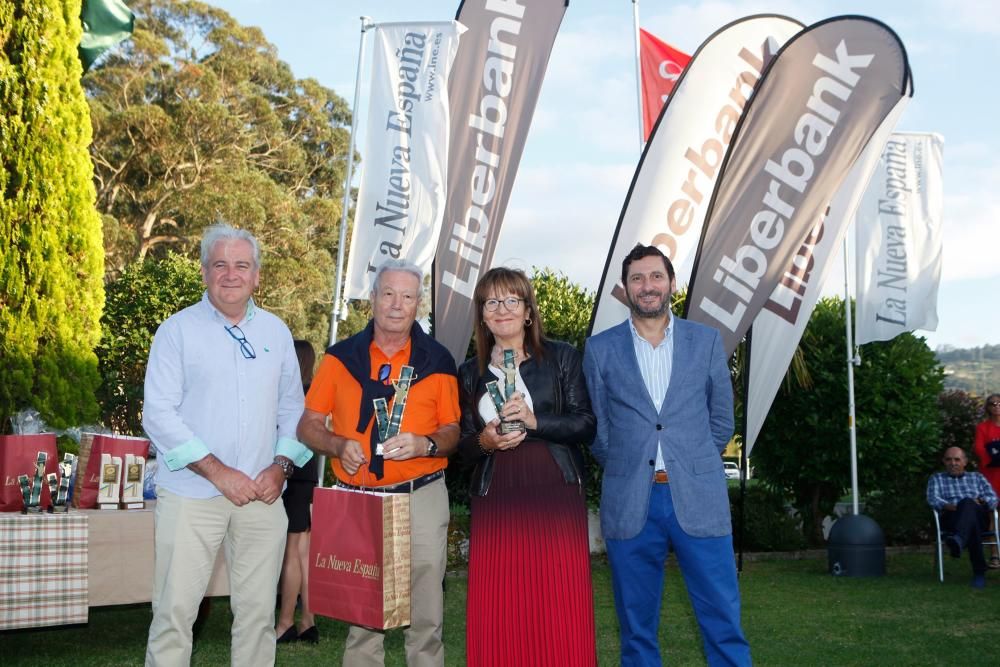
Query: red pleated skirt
466 439 597 667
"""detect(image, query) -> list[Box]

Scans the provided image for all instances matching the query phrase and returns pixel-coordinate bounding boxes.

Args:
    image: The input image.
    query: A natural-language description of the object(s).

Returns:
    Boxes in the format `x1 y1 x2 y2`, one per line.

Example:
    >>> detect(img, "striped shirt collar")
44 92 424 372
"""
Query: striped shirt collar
628 314 674 349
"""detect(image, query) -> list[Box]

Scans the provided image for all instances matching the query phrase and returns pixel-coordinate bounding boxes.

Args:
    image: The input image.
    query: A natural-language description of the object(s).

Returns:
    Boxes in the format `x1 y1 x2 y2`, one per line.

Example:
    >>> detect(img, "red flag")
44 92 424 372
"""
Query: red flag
639 29 691 141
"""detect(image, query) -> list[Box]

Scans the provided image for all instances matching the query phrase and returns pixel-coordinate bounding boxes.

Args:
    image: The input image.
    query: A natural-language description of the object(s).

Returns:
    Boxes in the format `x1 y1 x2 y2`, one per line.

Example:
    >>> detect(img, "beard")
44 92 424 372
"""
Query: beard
627 289 671 319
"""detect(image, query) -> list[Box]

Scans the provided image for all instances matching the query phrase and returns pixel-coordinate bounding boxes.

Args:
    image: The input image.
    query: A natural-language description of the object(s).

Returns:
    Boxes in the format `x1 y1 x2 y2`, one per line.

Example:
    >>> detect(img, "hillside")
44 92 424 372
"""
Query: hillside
936 344 1000 396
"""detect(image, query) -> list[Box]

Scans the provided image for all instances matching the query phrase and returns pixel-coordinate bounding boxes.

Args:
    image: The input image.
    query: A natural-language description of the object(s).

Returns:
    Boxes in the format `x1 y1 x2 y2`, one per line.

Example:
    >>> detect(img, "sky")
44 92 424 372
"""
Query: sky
205 0 999 351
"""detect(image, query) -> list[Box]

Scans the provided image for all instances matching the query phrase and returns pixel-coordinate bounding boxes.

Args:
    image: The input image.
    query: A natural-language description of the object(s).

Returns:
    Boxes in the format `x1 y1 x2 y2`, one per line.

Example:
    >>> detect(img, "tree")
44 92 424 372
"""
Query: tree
938 388 983 457
96 253 203 434
751 298 944 545
84 0 352 347
0 0 105 429
532 267 594 349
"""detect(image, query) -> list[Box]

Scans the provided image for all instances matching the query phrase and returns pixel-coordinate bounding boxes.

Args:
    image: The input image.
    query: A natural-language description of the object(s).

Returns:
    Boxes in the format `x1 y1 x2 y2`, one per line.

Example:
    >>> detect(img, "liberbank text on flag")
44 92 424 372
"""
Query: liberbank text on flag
685 17 909 356
589 15 803 337
745 93 912 453
433 0 567 361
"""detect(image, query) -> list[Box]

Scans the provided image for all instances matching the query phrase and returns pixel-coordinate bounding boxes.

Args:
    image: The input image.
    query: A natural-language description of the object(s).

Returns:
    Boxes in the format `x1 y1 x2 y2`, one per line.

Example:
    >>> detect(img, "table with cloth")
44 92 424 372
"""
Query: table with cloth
0 502 228 631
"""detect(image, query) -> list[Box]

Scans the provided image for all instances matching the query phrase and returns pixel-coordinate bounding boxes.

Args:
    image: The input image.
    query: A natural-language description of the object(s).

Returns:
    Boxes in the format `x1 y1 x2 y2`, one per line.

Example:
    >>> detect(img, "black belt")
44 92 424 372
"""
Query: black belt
338 470 444 494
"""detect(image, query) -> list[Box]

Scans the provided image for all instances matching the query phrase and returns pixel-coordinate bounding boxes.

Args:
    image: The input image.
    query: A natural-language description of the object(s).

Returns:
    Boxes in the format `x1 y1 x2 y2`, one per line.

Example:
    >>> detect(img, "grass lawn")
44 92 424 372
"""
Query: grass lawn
4 552 998 665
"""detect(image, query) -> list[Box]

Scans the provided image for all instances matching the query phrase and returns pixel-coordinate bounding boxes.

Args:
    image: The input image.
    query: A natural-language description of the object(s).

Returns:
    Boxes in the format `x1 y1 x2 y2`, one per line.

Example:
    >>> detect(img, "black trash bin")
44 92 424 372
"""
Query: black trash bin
827 513 885 577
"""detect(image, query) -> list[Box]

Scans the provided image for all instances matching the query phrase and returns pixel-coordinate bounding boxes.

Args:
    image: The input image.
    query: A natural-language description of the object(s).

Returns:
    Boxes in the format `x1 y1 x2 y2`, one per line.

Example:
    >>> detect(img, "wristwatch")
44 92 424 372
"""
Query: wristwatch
273 456 294 479
425 436 438 457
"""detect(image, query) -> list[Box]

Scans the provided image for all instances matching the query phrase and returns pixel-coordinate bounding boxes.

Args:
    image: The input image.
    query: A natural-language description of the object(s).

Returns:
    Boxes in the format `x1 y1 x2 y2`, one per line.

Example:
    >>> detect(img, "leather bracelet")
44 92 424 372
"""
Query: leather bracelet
477 430 494 456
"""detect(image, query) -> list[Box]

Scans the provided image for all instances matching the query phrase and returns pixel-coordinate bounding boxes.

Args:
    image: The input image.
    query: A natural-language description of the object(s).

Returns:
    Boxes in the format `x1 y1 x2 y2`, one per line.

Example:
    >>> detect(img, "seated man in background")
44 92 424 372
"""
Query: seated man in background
926 446 999 589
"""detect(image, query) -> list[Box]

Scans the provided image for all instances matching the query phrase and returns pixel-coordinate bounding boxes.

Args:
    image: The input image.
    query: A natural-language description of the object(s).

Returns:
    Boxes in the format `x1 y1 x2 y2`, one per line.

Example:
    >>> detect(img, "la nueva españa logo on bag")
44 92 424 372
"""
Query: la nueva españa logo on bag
315 552 381 581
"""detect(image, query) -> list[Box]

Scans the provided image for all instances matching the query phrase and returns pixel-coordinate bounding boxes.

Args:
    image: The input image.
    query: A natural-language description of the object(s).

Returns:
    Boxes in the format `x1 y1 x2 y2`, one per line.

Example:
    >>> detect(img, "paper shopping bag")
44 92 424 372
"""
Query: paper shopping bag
309 485 411 629
0 434 58 511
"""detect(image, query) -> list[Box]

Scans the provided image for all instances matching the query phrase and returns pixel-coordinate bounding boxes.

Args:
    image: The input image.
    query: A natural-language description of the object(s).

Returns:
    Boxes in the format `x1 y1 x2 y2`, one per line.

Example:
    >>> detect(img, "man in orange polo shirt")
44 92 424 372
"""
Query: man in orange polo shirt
298 259 459 667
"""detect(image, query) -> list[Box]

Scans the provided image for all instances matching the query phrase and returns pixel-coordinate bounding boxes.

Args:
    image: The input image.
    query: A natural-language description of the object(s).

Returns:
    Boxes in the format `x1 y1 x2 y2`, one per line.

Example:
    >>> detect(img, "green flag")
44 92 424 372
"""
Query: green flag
79 0 134 71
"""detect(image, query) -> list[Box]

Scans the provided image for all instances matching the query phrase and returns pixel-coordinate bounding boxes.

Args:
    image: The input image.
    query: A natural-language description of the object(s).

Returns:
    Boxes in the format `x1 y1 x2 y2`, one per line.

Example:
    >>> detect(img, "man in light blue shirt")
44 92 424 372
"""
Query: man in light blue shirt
143 224 312 666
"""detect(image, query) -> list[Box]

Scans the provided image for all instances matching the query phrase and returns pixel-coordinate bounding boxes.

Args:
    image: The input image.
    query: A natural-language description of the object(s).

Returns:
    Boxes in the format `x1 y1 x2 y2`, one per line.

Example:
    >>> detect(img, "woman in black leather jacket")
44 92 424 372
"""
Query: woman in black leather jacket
457 267 597 667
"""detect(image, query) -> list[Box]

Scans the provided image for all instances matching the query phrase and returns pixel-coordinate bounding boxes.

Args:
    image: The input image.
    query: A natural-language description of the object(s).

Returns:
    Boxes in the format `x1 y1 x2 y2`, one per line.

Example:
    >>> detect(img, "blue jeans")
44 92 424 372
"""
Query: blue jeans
605 483 750 666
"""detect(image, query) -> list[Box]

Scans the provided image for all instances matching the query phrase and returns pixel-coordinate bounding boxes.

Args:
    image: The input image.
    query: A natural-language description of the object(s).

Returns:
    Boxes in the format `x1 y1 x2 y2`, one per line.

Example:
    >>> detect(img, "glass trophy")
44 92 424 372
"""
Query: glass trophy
489 349 525 434
373 365 415 454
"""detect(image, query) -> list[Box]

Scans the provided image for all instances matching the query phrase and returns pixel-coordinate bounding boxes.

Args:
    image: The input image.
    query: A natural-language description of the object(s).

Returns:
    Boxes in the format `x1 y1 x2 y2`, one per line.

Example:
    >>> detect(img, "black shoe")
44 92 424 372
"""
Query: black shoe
945 535 962 559
276 626 299 644
298 626 319 644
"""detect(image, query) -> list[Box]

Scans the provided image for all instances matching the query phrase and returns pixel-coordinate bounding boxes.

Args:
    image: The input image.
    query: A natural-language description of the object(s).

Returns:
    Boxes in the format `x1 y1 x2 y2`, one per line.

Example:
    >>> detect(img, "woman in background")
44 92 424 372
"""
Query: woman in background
973 392 1000 568
457 267 597 666
276 339 320 642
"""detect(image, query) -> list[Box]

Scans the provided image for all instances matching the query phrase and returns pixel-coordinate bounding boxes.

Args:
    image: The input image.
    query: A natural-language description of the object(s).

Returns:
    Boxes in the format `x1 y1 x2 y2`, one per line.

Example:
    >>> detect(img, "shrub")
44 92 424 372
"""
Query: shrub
938 389 981 458
730 484 807 552
96 254 203 433
865 484 935 546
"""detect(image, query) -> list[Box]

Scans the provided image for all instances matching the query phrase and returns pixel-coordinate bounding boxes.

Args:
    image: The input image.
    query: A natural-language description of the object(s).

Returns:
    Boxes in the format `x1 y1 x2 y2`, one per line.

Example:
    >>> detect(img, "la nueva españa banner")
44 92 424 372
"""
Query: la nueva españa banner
855 132 943 345
345 21 464 299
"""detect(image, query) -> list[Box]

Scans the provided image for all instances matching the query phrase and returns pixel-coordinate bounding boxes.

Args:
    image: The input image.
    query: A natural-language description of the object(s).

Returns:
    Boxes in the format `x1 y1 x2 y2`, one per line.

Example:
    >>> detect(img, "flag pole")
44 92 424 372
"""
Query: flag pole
842 236 861 515
737 326 751 574
631 0 644 153
321 15 373 488
329 16 374 347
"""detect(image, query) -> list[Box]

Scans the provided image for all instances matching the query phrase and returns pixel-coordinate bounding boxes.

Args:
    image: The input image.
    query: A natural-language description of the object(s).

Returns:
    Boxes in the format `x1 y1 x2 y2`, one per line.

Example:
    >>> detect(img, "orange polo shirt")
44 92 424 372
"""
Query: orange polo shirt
305 338 460 487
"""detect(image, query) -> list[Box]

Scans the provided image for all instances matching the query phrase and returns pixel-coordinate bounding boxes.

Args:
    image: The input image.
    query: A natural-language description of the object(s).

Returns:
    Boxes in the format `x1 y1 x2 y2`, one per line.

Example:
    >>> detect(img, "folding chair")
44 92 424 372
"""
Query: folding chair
933 507 1000 582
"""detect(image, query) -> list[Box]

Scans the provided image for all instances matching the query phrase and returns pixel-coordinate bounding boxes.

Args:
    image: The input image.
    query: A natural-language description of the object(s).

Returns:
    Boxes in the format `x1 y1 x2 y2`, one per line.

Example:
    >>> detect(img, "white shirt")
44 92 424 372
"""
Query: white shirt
143 293 311 499
476 363 535 421
629 316 675 471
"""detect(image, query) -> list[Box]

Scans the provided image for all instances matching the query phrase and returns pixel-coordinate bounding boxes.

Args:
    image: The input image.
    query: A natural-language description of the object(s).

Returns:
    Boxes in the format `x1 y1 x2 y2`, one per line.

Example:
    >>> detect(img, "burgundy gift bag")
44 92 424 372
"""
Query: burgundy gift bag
309 485 411 629
0 434 58 511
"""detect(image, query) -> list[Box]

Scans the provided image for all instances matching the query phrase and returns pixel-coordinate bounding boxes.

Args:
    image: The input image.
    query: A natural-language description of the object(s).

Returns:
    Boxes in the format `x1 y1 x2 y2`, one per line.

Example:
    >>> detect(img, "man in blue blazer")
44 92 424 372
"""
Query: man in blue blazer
583 244 750 666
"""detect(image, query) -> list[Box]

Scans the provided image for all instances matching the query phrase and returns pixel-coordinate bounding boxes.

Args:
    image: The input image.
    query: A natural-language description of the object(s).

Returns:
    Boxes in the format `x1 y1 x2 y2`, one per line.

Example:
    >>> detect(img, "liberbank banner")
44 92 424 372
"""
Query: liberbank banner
432 0 567 361
589 15 803 337
345 22 464 299
745 93 912 454
685 17 909 356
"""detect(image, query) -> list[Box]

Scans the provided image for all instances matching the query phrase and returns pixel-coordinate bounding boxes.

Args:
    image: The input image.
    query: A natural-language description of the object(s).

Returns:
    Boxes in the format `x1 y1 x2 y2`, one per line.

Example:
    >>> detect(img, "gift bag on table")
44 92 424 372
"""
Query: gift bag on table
74 433 150 508
0 434 58 511
309 485 411 629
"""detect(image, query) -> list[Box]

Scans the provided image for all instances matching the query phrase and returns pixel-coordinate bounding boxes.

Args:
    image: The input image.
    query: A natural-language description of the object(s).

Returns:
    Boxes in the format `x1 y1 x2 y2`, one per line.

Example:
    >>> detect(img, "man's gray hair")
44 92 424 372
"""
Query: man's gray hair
200 224 261 268
371 259 423 296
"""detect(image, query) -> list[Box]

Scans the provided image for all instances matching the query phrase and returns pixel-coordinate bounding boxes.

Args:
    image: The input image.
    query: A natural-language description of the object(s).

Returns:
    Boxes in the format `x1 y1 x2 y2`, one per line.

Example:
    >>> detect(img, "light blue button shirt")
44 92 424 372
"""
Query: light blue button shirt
629 315 675 471
143 292 312 499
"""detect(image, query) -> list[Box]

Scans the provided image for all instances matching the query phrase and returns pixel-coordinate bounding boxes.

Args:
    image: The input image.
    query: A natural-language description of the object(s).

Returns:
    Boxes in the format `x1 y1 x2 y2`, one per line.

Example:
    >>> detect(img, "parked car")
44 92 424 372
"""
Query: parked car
723 462 741 480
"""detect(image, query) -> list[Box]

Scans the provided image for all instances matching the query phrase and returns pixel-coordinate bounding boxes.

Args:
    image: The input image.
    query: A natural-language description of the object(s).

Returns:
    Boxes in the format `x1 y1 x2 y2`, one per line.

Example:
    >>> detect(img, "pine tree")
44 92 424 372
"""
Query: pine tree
0 0 104 428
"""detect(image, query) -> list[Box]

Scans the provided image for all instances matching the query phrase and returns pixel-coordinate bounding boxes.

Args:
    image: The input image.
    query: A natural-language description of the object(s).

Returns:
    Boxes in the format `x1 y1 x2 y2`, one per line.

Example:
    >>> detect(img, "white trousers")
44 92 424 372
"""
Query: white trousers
145 489 288 667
